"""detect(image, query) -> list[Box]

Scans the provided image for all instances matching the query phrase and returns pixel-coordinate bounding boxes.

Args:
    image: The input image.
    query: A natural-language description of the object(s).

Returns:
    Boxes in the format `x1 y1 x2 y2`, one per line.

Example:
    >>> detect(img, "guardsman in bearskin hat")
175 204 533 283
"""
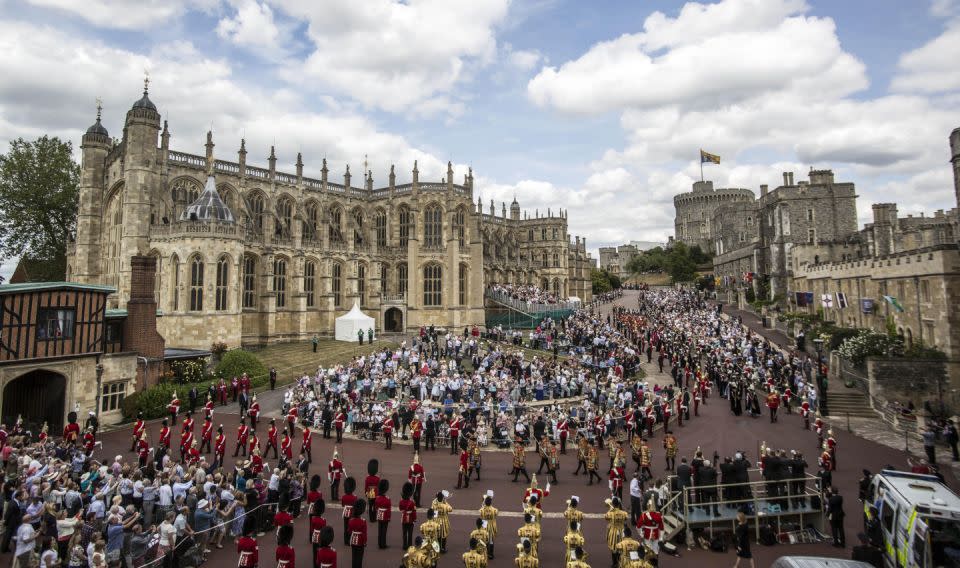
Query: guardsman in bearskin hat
399 482 417 550
365 459 381 522
341 477 358 547
375 478 392 549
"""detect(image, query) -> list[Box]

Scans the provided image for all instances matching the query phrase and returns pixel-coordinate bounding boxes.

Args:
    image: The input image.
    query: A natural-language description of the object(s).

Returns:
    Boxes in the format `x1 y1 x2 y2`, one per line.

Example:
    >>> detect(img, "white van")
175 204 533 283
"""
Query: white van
770 557 875 568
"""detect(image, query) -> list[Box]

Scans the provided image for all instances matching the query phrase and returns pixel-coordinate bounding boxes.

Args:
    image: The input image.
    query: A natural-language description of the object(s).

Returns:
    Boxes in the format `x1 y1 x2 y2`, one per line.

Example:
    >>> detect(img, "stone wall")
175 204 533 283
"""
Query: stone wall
866 357 957 412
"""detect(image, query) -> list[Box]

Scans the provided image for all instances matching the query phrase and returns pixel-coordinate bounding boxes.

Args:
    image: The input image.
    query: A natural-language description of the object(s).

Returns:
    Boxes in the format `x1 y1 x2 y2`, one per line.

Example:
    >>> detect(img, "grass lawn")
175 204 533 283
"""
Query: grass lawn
249 338 399 380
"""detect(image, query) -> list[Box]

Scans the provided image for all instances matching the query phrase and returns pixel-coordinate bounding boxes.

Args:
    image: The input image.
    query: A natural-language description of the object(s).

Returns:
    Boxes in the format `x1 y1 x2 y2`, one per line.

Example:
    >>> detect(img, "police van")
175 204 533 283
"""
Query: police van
865 469 960 568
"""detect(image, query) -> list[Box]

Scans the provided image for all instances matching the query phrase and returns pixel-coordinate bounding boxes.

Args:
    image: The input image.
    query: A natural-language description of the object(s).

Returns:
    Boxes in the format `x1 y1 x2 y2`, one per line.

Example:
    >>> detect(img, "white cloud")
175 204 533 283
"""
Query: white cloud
0 19 461 188
25 0 213 29
506 46 542 71
930 0 958 18
527 0 866 114
272 0 510 115
891 18 960 94
216 0 288 58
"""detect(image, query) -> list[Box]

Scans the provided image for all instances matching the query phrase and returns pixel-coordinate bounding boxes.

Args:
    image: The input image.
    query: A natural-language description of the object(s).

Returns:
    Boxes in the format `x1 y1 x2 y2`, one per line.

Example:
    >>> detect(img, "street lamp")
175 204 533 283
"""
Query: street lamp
95 360 105 419
813 338 827 414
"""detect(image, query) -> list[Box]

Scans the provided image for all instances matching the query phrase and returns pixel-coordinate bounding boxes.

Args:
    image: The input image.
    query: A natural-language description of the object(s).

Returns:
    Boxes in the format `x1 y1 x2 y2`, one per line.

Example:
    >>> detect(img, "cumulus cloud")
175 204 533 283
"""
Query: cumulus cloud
216 0 289 59
25 0 214 29
891 18 960 94
272 0 510 115
505 45 542 71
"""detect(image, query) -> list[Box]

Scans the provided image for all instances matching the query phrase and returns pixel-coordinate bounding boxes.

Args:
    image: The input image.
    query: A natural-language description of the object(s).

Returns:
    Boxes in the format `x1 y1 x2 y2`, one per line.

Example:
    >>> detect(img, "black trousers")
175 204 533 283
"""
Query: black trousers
831 519 845 546
413 484 422 508
413 437 420 453
351 545 364 568
384 432 392 449
368 498 376 522
378 520 389 548
336 427 343 443
343 519 350 546
630 496 642 526
402 523 413 550
330 478 340 501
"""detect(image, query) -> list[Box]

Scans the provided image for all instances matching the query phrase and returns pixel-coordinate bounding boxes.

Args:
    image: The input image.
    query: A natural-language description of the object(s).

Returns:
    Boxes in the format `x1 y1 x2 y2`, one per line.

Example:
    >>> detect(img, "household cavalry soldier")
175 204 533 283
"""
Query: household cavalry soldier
516 513 541 558
168 392 180 425
479 493 499 559
815 414 825 448
605 497 629 568
248 395 261 429
614 527 641 568
586 440 602 485
800 399 811 430
609 461 625 501
511 438 531 482
826 429 837 470
563 520 585 563
573 435 589 476
203 393 215 419
515 540 538 568
638 499 664 555
410 414 423 454
419 508 441 566
334 406 347 443
448 412 464 454
463 538 487 568
431 490 453 554
458 441 471 489
524 474 550 509
131 412 146 452
468 434 482 481
408 452 426 507
819 442 833 472
136 432 150 468
328 446 346 501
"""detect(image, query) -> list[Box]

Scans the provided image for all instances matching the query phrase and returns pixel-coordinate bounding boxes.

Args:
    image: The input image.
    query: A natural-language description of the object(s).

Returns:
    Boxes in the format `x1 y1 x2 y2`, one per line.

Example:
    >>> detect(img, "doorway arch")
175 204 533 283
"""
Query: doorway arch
384 307 404 332
2 369 67 432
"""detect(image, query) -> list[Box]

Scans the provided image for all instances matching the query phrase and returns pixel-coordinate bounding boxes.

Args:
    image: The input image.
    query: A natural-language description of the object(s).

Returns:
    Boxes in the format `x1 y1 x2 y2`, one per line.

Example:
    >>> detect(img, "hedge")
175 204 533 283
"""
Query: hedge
122 350 268 421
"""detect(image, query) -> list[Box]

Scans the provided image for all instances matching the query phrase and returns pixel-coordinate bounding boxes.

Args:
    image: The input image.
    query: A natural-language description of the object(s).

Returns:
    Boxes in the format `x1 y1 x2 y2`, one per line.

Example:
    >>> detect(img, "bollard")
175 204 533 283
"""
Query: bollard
846 412 851 433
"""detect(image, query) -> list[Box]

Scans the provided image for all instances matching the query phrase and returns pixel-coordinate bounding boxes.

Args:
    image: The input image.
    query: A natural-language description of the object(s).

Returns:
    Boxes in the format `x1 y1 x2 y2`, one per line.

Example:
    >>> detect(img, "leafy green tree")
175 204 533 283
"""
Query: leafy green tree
666 242 697 283
689 245 712 265
0 136 80 280
591 268 612 294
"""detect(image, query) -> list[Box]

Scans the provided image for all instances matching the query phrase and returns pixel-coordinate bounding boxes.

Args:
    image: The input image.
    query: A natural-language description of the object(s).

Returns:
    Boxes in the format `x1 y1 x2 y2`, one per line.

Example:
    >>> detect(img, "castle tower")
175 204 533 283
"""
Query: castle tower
950 127 960 212
510 196 520 220
118 79 161 303
73 101 112 283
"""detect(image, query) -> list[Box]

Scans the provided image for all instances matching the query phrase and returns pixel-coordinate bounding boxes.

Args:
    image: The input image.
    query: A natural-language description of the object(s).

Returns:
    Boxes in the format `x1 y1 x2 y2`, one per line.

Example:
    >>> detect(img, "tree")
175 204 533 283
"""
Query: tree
0 136 80 281
591 268 612 294
666 242 697 283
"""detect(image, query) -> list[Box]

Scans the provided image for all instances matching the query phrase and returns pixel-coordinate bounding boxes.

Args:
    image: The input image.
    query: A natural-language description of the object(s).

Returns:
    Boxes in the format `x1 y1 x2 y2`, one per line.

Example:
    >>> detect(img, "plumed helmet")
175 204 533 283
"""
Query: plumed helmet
319 526 334 547
413 452 420 465
368 459 379 475
352 500 366 518
343 477 356 495
378 478 389 495
401 482 414 500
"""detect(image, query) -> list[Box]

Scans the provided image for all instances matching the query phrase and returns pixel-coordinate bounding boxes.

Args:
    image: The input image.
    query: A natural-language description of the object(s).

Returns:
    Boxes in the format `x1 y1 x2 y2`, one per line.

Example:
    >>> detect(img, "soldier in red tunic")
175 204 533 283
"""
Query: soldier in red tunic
248 431 260 457
801 400 811 430
328 446 346 500
214 425 226 468
158 419 171 450
131 412 146 452
167 392 180 426
265 418 279 459
200 416 213 454
558 414 570 454
334 406 347 444
398 482 417 551
275 524 295 568
375 479 392 549
364 459 380 523
248 395 261 430
63 411 81 445
767 391 780 423
301 423 313 463
281 430 293 464
609 464 625 501
203 394 215 419
234 419 249 457
236 521 259 568
382 414 394 450
457 441 470 489
448 413 463 454
348 500 368 568
314 526 336 568
341 477 358 546
137 432 150 468
408 452 425 507
637 499 664 554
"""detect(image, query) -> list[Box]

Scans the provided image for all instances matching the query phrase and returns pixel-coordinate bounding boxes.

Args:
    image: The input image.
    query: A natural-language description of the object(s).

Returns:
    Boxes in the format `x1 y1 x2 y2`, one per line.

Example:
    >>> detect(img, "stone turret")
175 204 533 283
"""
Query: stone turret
205 130 214 173
344 165 351 190
74 101 112 283
951 127 960 212
510 196 520 220
389 164 396 190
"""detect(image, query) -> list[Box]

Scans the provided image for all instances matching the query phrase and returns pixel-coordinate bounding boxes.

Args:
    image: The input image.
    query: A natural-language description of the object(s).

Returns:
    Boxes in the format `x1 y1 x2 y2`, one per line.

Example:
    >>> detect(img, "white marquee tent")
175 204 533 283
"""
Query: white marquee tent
334 302 376 342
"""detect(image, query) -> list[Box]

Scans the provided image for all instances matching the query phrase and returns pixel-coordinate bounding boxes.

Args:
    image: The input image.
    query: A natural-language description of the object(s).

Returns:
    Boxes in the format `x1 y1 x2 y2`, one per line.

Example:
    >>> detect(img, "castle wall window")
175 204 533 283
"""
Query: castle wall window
528 229 533 241
358 263 367 305
375 210 387 248
542 254 548 268
100 382 125 413
274 258 287 308
423 264 442 306
380 264 389 296
305 203 319 241
189 257 204 312
921 279 930 302
242 256 256 309
399 207 413 248
329 207 344 244
305 261 316 308
808 229 816 244
353 209 365 246
454 207 465 247
397 263 408 297
553 228 558 239
553 253 560 267
459 263 467 305
277 198 293 237
333 263 343 308
215 256 229 311
172 254 180 311
541 228 546 240
424 205 443 248
807 209 814 222
249 194 264 231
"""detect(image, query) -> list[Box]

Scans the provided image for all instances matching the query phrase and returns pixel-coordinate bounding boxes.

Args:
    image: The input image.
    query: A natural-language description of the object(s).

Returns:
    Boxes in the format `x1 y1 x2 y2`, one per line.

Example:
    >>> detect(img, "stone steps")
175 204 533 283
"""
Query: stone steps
825 389 877 419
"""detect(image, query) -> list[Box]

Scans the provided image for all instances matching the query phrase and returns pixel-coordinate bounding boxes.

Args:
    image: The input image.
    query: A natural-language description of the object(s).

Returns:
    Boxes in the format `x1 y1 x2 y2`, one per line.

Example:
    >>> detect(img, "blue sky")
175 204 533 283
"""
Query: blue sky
2 0 960 280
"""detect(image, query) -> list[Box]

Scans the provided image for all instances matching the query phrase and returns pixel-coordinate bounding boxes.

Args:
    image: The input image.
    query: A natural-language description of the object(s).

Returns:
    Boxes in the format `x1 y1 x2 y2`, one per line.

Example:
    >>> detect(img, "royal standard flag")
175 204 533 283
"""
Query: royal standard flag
700 149 721 164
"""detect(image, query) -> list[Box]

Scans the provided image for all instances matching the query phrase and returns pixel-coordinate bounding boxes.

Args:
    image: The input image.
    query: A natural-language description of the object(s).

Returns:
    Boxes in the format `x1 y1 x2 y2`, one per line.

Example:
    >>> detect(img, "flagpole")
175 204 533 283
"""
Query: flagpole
699 150 704 182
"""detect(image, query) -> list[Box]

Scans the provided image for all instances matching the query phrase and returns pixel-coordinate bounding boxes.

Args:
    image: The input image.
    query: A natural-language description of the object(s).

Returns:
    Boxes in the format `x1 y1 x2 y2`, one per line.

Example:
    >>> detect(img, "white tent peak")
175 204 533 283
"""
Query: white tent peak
335 302 375 342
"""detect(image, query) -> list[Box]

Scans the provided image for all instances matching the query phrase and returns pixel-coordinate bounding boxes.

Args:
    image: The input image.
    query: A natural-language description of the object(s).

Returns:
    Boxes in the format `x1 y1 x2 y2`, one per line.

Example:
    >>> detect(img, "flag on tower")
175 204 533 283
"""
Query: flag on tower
883 295 905 313
700 149 721 164
821 294 834 309
836 292 848 309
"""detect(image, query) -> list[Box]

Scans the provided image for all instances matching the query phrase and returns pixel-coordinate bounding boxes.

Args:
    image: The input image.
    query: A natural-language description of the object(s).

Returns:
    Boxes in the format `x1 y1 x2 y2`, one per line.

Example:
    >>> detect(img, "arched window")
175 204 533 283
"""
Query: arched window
171 254 180 311
304 261 316 308
242 255 256 309
329 206 344 244
541 228 546 240
189 256 204 311
399 206 413 248
459 263 468 306
332 263 343 307
353 209 365 246
249 193 264 231
375 210 387 248
150 254 162 305
424 205 443 248
357 263 366 305
380 264 390 296
542 253 548 268
215 256 229 311
423 264 442 306
528 229 533 241
553 228 558 239
453 207 465 247
304 203 319 242
277 198 293 238
274 258 287 308
397 263 408 297
553 253 560 268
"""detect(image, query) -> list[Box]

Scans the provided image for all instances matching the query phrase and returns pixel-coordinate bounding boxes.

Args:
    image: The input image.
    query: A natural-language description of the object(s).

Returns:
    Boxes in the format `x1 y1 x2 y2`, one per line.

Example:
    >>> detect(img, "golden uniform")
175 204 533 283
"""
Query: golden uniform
432 499 452 539
564 506 584 526
463 549 486 568
479 505 499 539
567 560 591 568
586 447 599 471
524 505 543 526
663 435 678 458
515 553 539 568
563 531 585 562
419 519 440 566
517 524 541 557
614 538 641 568
469 528 490 549
605 508 629 551
513 446 526 468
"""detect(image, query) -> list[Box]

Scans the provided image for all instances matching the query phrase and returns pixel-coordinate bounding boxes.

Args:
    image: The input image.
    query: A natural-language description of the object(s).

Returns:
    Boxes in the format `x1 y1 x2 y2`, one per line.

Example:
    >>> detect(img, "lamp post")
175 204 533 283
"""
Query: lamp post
813 338 827 414
95 359 105 419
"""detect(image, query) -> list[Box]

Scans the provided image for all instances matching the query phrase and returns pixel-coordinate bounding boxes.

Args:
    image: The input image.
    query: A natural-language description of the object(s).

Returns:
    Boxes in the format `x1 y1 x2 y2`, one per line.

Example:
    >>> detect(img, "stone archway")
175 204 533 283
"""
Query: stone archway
384 307 404 333
2 369 67 432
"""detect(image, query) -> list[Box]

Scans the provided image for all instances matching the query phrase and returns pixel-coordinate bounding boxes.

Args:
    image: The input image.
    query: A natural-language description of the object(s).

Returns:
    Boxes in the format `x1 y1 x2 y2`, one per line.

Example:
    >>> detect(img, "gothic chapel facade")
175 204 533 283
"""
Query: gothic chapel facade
68 87 591 349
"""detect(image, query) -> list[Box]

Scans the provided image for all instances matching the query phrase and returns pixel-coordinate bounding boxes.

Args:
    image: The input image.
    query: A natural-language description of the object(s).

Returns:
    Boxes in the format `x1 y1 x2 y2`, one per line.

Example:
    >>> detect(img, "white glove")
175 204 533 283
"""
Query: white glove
545 483 551 493
609 481 613 491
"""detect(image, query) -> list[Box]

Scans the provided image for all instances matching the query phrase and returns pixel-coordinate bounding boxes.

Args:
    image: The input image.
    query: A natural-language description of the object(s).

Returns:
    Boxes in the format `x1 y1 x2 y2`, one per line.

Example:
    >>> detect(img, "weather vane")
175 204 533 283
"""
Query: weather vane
144 69 150 94
95 97 103 120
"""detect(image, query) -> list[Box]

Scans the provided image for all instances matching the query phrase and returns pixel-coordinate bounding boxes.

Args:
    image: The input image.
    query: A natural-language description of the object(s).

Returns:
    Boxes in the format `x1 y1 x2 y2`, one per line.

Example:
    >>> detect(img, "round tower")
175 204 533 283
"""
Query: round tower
950 127 960 211
73 103 112 283
510 196 520 220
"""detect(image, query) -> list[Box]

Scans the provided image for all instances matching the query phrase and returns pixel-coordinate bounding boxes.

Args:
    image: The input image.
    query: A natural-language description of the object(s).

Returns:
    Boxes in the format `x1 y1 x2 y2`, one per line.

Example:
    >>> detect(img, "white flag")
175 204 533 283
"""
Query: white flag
821 294 834 308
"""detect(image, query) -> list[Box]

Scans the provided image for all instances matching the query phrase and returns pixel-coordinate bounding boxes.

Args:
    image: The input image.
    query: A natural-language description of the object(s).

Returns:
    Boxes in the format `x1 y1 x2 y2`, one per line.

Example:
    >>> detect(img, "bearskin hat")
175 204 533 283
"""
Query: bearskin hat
343 477 357 495
378 478 389 495
401 482 414 500
367 459 379 475
310 474 322 492
352 499 366 517
319 526 334 547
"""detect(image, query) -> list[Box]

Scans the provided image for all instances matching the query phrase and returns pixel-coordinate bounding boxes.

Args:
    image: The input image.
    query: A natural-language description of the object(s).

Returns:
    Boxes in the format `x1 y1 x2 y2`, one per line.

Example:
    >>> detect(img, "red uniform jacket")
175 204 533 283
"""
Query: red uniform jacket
347 517 367 547
159 427 171 448
201 421 213 441
237 425 249 443
133 420 146 438
408 464 424 485
364 475 380 500
315 546 337 568
375 495 392 522
237 536 259 567
215 434 226 456
398 498 417 525
638 511 664 540
341 494 357 519
281 436 293 459
63 423 80 443
328 459 344 481
275 545 295 568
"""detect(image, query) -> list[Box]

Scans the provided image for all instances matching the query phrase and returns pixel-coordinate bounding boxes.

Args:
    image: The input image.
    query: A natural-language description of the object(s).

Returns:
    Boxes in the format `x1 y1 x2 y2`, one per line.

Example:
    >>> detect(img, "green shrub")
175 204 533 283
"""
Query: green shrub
903 342 947 361
827 327 859 351
216 350 269 386
837 330 904 368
